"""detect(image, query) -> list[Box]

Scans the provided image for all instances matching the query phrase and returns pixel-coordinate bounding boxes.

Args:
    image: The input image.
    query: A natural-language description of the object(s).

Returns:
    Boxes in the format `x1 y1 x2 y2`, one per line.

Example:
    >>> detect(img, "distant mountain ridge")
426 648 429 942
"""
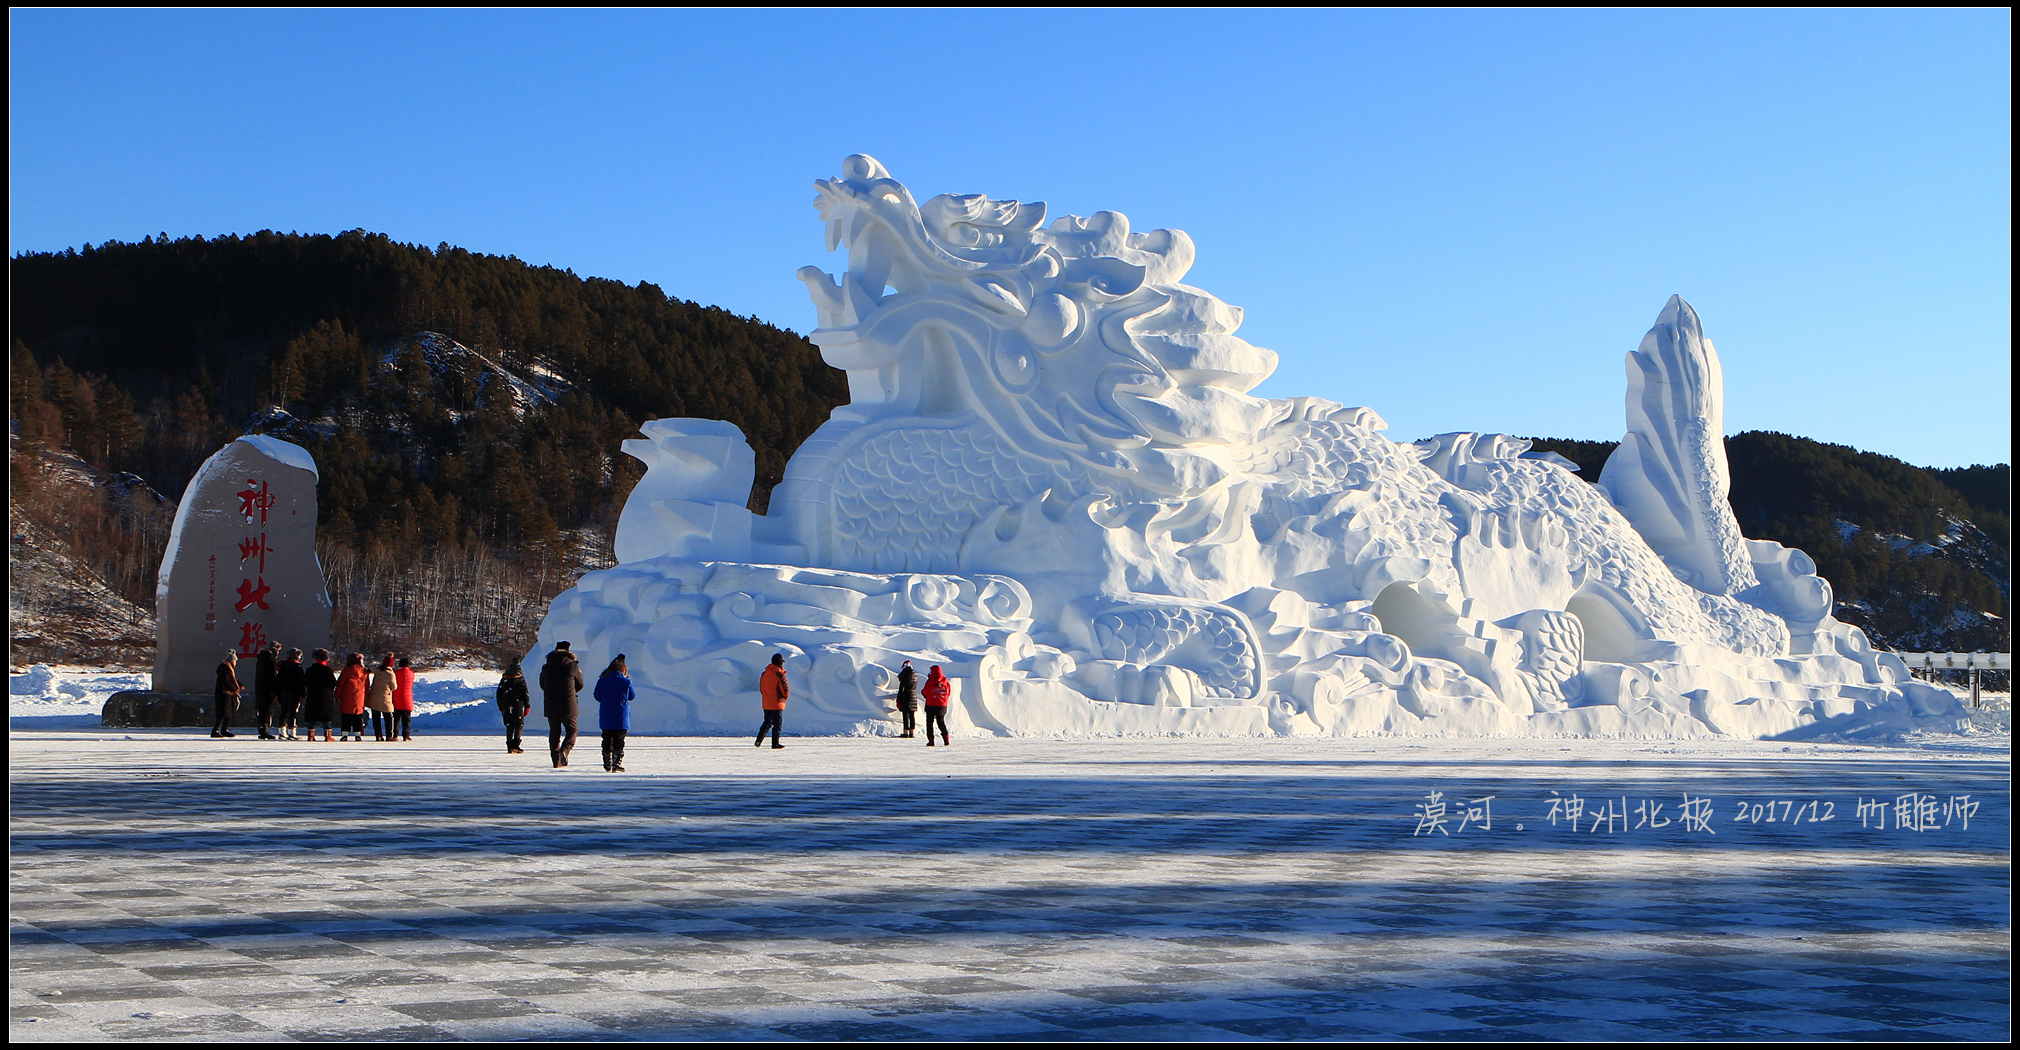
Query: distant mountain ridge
6 231 2007 662
11 230 846 662
11 230 846 535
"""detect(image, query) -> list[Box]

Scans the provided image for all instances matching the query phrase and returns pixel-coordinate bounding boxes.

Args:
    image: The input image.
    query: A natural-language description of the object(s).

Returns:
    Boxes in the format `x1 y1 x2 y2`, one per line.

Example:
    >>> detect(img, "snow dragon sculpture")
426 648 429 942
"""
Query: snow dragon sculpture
528 155 1962 739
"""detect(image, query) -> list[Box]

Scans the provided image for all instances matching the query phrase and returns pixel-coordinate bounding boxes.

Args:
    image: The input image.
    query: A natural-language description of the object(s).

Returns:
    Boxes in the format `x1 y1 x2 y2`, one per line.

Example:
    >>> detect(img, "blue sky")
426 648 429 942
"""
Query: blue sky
10 9 2010 467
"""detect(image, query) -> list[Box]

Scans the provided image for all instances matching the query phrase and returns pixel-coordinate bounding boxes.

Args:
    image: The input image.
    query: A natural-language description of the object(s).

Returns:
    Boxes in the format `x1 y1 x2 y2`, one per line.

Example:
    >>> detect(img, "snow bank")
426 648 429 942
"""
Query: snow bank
403 669 509 733
9 665 151 729
11 664 59 696
9 665 505 735
10 664 2002 751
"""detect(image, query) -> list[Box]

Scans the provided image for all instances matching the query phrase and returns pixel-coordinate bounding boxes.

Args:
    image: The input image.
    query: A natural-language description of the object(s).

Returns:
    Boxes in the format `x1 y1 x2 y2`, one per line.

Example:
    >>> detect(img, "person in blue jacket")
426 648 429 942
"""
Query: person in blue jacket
595 654 636 773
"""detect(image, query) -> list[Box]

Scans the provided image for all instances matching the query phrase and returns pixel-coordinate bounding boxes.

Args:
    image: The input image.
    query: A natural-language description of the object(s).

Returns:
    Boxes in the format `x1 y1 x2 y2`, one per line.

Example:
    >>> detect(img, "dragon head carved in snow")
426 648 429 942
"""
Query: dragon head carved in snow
796 155 1282 497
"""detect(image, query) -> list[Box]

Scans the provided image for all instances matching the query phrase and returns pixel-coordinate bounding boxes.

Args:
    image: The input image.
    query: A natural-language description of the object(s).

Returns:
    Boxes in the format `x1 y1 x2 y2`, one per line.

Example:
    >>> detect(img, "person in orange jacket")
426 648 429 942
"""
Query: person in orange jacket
922 664 951 747
756 653 788 749
335 653 370 742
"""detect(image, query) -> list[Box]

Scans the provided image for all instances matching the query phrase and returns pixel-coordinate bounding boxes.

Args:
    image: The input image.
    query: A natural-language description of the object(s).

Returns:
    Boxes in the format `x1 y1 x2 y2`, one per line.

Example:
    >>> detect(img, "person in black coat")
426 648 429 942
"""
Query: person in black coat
300 648 339 743
254 641 282 739
497 658 532 755
211 651 242 737
893 660 919 738
273 649 306 741
538 641 584 768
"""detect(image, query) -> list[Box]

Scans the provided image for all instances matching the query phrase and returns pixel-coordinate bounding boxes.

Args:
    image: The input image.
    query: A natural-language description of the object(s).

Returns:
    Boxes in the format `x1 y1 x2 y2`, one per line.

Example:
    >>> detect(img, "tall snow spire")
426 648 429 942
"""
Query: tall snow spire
1598 295 1759 596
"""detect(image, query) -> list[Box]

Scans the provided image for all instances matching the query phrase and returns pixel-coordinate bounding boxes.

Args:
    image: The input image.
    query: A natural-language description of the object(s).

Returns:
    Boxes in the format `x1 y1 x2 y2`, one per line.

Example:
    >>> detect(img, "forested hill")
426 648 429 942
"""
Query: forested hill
5 231 2008 662
11 230 847 542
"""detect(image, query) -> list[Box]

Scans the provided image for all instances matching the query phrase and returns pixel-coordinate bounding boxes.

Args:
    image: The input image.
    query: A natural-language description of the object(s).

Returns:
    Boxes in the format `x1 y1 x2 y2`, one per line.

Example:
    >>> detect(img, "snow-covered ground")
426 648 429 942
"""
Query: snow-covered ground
12 664 2009 746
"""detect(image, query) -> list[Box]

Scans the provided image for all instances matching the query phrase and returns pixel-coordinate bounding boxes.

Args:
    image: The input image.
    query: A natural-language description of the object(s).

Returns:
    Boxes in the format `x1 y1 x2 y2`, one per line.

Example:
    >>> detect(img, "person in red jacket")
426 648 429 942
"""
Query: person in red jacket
756 653 788 749
922 665 951 747
392 656 417 741
335 653 369 742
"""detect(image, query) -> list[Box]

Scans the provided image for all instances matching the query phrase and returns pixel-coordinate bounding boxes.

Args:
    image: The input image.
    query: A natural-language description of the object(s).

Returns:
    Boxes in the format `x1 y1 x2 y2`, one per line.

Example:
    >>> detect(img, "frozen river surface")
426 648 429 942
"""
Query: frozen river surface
9 730 2010 1041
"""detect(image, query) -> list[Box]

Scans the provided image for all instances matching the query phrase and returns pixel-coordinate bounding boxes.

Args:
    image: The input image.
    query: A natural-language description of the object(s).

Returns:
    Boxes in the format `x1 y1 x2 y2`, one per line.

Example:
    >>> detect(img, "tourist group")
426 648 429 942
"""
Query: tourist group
210 644 418 742
525 642 952 773
210 640 956 774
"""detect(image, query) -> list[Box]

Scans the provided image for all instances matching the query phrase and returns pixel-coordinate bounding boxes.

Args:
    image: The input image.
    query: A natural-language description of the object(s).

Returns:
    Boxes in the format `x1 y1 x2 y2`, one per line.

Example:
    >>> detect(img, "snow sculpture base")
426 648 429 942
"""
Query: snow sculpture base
529 157 1967 740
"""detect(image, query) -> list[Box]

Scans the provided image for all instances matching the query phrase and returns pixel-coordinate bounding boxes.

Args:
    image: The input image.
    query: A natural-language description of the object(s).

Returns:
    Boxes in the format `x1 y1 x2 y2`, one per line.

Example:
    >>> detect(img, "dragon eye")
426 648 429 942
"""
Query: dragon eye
993 342 1038 390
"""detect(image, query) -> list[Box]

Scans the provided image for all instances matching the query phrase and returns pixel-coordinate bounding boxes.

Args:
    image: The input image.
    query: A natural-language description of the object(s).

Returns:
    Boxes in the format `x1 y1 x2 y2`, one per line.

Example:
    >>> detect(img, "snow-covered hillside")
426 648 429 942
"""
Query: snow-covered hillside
8 444 163 666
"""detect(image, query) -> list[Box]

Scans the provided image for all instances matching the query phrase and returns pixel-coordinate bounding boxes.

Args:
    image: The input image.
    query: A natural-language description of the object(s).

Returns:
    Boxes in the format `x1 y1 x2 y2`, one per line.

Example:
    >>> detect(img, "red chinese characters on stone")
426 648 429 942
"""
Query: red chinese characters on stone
238 533 271 573
237 479 274 525
234 576 272 613
237 621 266 657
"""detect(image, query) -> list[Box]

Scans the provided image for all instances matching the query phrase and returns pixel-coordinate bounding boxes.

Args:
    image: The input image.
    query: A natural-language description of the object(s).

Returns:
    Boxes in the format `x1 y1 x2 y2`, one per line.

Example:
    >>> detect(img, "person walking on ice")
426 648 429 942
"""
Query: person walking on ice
540 641 584 768
756 653 788 749
894 659 918 739
922 664 951 746
496 658 531 754
596 654 635 772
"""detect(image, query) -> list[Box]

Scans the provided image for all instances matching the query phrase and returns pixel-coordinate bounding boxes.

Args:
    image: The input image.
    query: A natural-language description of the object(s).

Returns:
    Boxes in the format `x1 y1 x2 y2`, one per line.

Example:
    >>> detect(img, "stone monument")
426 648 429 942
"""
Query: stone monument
107 435 331 726
524 155 1965 740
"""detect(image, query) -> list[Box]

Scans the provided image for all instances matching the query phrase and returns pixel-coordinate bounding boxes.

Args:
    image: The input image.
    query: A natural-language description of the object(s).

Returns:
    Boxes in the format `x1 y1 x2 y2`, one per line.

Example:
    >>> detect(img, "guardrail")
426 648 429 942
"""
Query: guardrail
1896 652 2011 670
1893 652 2010 708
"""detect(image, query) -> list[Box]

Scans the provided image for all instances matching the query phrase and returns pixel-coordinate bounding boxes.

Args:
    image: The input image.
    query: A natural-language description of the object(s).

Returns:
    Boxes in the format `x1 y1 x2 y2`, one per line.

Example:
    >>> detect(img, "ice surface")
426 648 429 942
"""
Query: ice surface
8 728 2009 1041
